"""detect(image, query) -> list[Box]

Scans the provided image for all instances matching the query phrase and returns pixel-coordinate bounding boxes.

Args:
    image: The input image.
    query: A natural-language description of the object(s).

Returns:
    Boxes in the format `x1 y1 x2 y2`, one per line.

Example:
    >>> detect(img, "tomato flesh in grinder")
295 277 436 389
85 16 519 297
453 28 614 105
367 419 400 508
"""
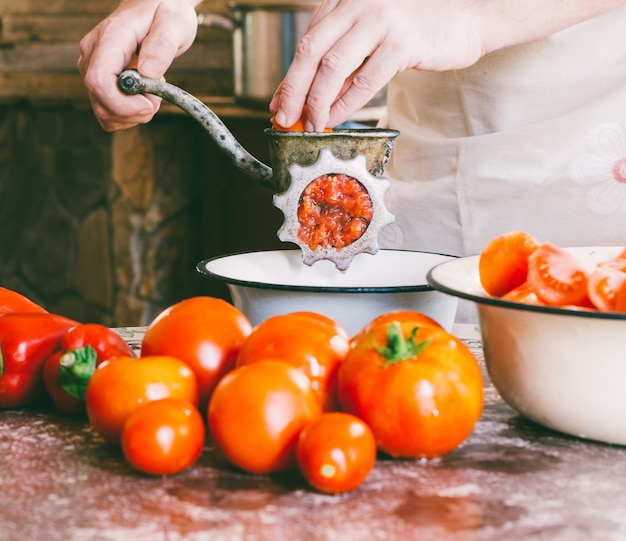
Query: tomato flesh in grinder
297 174 373 250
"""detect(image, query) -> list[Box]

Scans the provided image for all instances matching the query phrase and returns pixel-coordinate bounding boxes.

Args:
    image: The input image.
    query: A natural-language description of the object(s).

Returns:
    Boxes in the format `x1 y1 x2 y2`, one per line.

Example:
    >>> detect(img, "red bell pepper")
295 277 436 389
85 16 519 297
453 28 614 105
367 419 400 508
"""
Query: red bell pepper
0 313 79 408
43 323 137 416
0 286 48 316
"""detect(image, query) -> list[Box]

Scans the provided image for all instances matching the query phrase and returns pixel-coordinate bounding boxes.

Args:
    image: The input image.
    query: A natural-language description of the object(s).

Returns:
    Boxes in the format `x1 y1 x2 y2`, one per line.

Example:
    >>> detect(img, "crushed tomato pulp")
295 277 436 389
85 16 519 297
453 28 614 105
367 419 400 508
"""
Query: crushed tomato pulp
297 173 373 250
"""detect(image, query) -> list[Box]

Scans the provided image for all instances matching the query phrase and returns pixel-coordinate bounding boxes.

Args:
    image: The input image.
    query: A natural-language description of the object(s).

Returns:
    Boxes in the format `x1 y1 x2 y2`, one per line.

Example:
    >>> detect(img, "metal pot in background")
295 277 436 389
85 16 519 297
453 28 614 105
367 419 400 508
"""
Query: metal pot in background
198 0 321 108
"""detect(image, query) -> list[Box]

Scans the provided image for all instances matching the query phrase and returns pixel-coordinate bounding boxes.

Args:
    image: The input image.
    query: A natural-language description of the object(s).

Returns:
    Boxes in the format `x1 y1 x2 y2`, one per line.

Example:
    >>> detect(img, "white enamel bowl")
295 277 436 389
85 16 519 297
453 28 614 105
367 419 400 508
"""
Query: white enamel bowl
197 249 458 336
427 246 626 446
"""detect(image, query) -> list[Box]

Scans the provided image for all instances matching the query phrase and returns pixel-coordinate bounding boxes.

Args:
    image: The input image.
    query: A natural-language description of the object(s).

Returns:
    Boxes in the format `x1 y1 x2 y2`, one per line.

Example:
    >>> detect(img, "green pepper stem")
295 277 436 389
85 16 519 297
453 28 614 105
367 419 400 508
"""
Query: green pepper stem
58 345 97 401
372 322 432 367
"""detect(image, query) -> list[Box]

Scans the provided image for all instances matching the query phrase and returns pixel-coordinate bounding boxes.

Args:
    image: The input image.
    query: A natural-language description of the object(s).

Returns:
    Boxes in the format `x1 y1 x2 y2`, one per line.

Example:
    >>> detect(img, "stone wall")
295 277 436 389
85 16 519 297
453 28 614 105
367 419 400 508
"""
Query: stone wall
0 105 209 327
0 0 243 327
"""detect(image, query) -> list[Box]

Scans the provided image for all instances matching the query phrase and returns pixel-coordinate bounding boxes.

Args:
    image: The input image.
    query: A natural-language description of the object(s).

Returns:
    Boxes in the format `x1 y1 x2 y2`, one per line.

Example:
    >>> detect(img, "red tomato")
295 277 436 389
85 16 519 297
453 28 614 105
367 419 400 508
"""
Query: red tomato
527 243 590 306
270 105 332 132
338 320 483 459
296 412 377 494
236 312 350 411
208 360 322 474
292 311 350 338
478 230 539 296
351 310 442 344
586 261 626 312
141 297 252 411
121 398 205 476
85 355 198 444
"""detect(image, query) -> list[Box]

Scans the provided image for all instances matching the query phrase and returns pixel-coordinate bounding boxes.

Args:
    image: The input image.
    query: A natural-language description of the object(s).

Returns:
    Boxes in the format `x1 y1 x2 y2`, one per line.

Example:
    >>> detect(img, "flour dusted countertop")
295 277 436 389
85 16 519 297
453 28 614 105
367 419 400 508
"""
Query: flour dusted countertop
1 324 625 541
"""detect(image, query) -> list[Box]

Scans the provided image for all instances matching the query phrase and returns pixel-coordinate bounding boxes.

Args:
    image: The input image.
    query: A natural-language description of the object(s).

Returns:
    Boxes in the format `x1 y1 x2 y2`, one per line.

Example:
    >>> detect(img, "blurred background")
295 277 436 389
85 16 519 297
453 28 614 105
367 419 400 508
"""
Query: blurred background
0 0 384 327
0 0 288 327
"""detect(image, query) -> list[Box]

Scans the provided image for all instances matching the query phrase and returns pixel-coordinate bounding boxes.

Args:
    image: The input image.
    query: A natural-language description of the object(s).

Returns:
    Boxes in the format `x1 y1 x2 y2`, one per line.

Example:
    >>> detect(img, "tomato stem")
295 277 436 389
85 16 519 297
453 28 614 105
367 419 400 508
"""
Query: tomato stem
58 345 97 401
372 322 432 366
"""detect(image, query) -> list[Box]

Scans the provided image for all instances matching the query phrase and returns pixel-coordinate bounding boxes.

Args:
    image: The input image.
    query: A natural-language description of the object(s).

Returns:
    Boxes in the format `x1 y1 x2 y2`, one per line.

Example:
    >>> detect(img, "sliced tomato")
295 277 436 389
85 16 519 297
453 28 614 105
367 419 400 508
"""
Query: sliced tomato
478 231 539 297
613 248 626 262
613 279 626 313
500 282 543 305
587 260 626 312
527 243 590 306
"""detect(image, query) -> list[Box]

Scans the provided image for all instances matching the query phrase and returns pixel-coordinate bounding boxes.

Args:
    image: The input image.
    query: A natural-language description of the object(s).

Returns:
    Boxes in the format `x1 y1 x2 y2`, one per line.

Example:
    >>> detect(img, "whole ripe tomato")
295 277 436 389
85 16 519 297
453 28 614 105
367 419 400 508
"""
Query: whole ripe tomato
208 359 322 474
236 312 350 411
351 310 442 344
85 355 198 444
478 230 539 297
121 398 205 476
296 412 376 494
338 320 483 459
141 297 252 411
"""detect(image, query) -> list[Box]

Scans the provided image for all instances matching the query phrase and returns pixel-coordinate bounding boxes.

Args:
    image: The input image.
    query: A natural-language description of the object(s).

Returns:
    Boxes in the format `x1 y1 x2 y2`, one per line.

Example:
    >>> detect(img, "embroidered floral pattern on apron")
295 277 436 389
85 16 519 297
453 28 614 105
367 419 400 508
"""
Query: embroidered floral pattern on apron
571 123 626 216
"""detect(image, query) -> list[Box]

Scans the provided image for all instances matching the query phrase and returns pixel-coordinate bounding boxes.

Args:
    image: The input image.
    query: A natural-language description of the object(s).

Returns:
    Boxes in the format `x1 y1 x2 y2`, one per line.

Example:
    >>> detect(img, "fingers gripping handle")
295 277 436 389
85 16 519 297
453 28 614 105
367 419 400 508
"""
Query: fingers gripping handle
116 70 274 188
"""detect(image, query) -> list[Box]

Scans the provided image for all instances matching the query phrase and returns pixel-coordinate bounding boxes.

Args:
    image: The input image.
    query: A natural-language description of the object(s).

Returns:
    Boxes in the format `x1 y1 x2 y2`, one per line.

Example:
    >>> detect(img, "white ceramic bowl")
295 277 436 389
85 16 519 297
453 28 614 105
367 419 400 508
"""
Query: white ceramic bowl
427 246 626 446
197 249 458 336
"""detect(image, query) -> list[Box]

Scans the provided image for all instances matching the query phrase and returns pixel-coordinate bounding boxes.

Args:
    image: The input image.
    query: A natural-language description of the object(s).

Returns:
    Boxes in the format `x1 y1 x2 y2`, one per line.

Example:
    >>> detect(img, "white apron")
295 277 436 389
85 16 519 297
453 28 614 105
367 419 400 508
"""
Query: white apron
378 6 626 258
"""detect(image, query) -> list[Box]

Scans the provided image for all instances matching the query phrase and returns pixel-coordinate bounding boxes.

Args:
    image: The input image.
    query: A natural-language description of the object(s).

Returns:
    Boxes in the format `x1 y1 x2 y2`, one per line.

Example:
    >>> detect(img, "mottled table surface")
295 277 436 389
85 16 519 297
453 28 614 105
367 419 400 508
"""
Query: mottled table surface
1 325 626 541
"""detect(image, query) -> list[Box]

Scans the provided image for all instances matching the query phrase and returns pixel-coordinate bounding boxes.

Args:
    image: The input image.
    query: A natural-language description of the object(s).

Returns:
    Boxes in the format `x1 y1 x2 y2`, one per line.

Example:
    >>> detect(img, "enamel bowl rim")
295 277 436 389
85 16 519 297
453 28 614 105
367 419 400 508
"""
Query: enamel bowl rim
427 246 626 321
197 248 456 293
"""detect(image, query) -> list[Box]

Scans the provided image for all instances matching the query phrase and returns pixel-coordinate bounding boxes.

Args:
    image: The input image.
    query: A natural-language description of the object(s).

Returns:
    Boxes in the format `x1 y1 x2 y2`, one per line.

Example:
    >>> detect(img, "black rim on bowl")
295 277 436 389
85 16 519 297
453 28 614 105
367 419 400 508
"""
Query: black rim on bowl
426 256 626 321
197 249 454 294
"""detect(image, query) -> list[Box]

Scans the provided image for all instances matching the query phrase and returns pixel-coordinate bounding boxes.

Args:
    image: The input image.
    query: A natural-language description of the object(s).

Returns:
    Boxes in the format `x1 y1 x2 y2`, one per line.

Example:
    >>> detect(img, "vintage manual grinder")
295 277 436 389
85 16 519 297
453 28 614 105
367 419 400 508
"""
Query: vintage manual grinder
118 70 399 271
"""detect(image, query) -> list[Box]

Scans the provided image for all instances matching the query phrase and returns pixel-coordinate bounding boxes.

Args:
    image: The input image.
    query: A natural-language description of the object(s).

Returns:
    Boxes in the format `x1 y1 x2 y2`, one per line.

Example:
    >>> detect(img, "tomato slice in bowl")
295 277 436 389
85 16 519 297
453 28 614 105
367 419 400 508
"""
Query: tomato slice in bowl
478 230 539 297
587 260 626 312
527 243 590 307
501 281 543 305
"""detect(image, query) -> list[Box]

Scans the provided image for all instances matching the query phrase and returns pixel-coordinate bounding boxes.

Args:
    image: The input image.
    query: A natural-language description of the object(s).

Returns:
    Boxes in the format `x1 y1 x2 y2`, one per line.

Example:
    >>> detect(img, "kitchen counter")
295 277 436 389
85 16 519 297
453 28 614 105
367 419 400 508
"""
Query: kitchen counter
2 324 626 541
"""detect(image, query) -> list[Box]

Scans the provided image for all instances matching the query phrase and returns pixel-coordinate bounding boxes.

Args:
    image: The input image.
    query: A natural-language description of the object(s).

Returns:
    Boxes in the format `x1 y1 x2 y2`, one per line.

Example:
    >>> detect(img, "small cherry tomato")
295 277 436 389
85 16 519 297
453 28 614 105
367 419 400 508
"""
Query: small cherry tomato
121 398 205 476
270 105 332 132
339 320 483 459
296 412 377 494
236 312 350 411
141 297 252 411
86 355 198 444
478 230 539 297
208 359 322 474
527 243 590 306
